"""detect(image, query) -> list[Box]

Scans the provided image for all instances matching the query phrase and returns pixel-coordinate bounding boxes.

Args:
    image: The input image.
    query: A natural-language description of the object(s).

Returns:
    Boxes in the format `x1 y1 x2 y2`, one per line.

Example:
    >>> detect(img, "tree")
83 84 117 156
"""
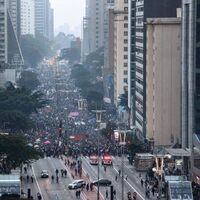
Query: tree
101 121 117 138
70 64 90 81
0 87 47 131
60 48 80 63
0 134 42 172
20 33 52 67
119 91 128 110
17 70 40 90
127 135 147 157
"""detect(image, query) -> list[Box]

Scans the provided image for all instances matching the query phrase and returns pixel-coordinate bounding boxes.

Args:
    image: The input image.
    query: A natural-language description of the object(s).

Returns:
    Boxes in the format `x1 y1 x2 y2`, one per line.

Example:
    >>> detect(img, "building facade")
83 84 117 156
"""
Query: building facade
103 7 115 101
146 18 181 146
113 0 129 105
0 0 8 66
35 0 53 40
128 0 181 137
21 0 35 36
7 0 21 39
82 0 113 60
181 0 200 179
0 0 23 68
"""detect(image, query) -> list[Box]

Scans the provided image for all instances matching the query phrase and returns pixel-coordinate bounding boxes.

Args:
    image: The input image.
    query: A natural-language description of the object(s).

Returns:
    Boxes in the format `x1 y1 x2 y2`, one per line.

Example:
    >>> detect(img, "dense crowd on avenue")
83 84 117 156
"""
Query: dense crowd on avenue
27 63 126 160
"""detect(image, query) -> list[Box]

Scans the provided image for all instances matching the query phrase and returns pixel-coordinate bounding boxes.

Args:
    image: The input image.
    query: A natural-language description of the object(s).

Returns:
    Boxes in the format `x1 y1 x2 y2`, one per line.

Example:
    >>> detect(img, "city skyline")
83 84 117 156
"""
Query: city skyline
50 0 85 37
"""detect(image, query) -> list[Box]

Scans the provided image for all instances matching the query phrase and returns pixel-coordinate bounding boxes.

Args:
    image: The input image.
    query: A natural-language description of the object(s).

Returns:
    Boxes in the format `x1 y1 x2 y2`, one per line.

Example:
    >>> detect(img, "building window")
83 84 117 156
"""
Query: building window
124 78 128 83
124 16 128 20
124 23 128 28
124 70 128 75
124 0 128 3
124 63 128 67
124 7 128 12
124 55 128 59
124 31 128 36
124 39 128 44
124 47 128 51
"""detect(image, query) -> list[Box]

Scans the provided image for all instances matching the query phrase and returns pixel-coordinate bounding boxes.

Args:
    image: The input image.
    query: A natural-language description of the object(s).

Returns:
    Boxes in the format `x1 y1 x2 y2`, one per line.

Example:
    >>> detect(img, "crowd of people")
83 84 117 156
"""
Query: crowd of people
26 63 126 161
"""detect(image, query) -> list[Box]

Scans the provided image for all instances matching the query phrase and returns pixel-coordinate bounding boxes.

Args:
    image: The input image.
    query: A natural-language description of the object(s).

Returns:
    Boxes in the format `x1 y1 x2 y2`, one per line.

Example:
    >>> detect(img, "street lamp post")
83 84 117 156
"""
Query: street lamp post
152 154 171 199
114 130 127 200
92 109 106 200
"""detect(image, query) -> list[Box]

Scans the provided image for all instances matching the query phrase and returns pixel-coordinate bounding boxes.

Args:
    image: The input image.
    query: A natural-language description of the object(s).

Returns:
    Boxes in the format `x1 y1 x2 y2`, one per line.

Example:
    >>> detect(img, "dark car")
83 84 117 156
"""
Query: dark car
93 179 112 186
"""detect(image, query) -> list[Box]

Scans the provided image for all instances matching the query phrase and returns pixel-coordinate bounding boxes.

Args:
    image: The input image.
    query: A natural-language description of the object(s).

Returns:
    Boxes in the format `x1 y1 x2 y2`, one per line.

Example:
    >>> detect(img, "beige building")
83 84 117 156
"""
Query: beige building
146 18 181 146
113 0 128 105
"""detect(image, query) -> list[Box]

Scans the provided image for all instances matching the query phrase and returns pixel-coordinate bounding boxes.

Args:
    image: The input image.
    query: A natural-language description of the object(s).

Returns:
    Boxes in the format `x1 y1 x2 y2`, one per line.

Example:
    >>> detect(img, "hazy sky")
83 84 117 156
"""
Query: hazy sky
50 0 85 37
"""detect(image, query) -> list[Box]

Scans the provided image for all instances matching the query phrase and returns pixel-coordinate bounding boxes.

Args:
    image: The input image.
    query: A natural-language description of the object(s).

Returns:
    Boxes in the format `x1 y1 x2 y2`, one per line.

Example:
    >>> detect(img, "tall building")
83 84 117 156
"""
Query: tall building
7 0 21 39
182 0 200 179
0 0 8 66
49 8 54 40
103 7 115 101
146 18 181 146
0 0 23 68
113 0 129 105
21 0 35 36
35 0 53 40
82 0 109 59
128 0 181 137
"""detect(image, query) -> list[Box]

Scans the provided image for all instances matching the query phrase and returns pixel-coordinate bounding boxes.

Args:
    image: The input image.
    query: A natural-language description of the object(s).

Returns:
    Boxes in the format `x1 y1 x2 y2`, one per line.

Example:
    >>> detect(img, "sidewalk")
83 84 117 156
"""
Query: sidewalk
63 156 104 200
21 164 38 199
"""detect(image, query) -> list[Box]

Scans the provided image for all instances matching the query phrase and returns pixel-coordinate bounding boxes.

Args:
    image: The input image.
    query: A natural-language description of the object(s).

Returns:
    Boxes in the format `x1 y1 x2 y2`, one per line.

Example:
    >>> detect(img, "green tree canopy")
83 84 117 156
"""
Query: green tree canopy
17 70 40 90
0 87 47 131
119 91 128 110
0 134 42 171
20 33 52 67
101 121 117 138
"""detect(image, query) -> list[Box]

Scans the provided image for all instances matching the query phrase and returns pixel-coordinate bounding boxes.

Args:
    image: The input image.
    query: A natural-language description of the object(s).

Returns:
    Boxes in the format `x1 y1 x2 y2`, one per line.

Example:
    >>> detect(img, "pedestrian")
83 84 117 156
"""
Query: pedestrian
24 166 27 173
64 169 67 177
125 174 128 180
141 179 144 187
51 175 54 182
90 183 93 191
86 183 89 191
115 175 118 181
75 191 78 199
106 189 108 199
31 175 34 183
56 175 59 183
26 174 29 183
37 192 42 200
152 187 155 196
118 169 121 176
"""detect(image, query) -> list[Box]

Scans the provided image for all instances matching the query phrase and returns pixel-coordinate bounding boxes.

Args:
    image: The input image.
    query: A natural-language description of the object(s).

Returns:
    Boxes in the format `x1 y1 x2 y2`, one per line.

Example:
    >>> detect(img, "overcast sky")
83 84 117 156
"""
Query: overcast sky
50 0 85 37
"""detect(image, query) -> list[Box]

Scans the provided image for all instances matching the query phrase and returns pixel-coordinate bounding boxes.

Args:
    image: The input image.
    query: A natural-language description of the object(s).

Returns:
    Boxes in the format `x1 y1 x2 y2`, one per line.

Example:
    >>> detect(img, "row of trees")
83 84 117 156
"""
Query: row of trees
70 63 104 110
20 33 53 68
0 71 45 172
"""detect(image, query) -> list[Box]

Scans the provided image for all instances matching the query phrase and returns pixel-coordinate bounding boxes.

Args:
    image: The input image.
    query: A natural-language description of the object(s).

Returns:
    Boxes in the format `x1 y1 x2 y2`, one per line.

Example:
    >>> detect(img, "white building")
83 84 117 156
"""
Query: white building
113 0 129 105
21 0 35 36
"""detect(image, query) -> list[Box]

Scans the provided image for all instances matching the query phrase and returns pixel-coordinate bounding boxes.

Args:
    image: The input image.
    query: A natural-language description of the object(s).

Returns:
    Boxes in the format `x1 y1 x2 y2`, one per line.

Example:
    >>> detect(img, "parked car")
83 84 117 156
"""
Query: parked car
41 170 49 178
68 179 86 189
93 179 112 186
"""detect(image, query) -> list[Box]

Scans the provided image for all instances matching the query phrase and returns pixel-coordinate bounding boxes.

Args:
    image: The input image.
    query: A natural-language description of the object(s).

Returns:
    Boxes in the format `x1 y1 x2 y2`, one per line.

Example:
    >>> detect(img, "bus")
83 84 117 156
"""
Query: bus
102 153 112 165
89 154 98 165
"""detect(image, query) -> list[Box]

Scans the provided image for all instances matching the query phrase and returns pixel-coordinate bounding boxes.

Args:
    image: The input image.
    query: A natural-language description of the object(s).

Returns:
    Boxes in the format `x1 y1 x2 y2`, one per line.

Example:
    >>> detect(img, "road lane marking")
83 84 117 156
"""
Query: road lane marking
83 158 105 200
32 164 45 200
113 167 145 200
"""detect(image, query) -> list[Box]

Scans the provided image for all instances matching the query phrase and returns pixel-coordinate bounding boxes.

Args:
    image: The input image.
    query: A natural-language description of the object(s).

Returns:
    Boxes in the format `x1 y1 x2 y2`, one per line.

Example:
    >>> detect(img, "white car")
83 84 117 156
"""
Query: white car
68 179 86 189
41 170 49 178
